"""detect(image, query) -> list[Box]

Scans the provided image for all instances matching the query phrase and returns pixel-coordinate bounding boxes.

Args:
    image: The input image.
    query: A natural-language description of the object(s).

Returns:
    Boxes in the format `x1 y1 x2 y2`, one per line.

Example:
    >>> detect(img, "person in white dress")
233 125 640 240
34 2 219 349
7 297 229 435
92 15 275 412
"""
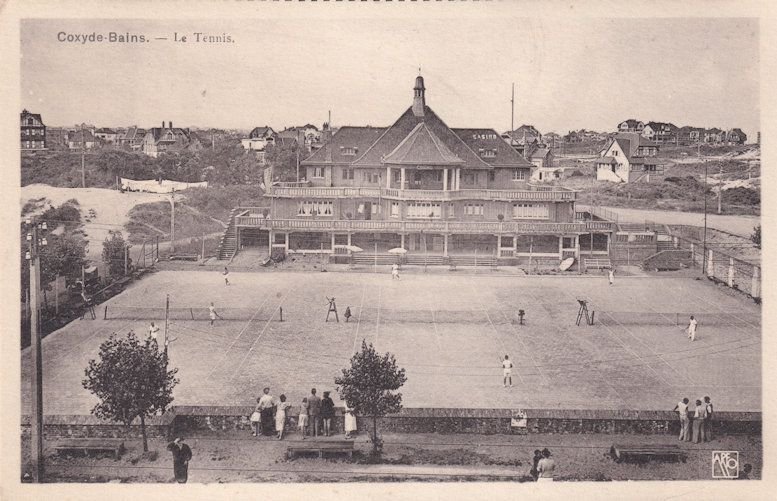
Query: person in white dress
502 355 513 388
687 315 698 341
275 394 291 440
148 322 160 341
344 400 357 439
392 263 400 280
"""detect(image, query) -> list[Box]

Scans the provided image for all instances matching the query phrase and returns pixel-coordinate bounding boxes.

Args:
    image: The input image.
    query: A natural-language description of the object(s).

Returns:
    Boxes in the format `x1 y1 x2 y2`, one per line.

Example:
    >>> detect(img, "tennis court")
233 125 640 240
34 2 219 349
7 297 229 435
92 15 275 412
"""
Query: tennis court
21 270 761 415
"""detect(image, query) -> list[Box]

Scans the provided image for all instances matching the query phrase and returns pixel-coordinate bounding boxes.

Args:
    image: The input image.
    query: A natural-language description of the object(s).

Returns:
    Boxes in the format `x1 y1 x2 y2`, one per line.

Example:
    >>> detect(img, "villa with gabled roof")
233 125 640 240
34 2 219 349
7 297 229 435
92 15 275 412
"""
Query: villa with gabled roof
218 76 615 264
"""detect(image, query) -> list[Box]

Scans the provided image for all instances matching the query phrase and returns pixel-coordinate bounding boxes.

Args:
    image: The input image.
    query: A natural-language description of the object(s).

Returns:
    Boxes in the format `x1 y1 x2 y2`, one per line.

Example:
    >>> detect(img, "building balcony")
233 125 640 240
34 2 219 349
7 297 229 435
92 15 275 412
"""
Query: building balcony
269 185 577 202
233 215 613 234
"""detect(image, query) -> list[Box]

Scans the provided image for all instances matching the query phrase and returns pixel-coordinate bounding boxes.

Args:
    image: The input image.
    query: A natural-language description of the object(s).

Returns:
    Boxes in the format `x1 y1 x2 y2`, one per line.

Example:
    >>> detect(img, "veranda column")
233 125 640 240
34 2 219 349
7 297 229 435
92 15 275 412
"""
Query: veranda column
558 236 563 259
400 233 405 249
347 233 352 246
443 234 449 257
401 168 406 190
443 168 449 191
386 167 391 188
268 230 274 255
455 168 461 190
331 232 336 252
284 232 289 252
496 234 502 256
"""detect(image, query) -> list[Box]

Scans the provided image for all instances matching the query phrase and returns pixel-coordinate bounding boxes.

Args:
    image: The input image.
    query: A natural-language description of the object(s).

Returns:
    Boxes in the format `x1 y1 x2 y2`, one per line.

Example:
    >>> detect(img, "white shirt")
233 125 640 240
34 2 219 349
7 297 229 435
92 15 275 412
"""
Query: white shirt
149 324 160 339
688 318 697 331
258 394 274 410
502 360 513 369
392 264 399 272
677 401 688 417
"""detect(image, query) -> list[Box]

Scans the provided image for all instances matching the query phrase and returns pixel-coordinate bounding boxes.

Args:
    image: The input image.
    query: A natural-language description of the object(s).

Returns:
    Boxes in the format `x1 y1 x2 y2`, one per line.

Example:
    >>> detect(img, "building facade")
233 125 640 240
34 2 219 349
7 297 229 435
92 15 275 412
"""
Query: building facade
220 77 614 263
20 109 46 151
141 121 201 158
595 133 662 183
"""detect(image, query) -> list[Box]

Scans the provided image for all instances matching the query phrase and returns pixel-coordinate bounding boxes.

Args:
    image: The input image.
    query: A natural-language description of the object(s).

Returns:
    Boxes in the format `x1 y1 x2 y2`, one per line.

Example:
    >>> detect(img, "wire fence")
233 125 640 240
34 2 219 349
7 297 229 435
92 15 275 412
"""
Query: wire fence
596 311 758 327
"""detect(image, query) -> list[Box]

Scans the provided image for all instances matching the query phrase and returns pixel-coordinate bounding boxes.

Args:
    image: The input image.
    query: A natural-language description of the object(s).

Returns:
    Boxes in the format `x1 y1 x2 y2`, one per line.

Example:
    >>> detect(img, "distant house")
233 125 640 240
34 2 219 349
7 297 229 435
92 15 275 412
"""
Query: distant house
595 133 662 183
506 124 541 146
675 126 694 145
141 121 201 158
543 132 562 148
119 127 147 151
642 122 677 143
241 126 276 151
704 128 724 144
67 129 96 150
725 128 747 145
279 124 321 151
617 119 645 133
564 130 582 143
526 146 560 182
21 109 46 150
46 127 68 150
688 127 704 143
94 128 119 144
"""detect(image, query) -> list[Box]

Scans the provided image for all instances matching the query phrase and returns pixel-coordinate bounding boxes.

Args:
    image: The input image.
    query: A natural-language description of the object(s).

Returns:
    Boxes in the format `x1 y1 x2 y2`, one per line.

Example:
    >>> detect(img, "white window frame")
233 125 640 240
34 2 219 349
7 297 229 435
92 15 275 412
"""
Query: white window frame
512 169 526 181
512 203 549 220
390 202 400 218
313 167 324 179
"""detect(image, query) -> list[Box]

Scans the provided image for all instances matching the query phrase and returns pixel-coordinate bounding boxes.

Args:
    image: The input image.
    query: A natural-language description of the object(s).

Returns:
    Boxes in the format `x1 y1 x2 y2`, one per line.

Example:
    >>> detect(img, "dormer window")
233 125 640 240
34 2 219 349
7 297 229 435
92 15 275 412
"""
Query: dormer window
480 149 496 158
341 147 357 156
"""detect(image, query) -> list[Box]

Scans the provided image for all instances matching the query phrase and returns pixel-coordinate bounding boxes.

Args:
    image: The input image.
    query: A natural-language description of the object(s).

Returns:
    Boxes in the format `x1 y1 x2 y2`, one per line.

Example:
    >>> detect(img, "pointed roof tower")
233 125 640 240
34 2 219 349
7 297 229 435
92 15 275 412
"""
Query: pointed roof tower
412 75 426 117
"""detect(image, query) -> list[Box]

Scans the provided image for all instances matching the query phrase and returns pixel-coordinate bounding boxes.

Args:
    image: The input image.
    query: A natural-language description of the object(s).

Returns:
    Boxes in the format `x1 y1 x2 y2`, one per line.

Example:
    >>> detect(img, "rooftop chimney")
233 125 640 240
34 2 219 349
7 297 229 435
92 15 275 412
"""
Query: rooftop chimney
170 121 173 129
162 121 165 129
412 75 426 117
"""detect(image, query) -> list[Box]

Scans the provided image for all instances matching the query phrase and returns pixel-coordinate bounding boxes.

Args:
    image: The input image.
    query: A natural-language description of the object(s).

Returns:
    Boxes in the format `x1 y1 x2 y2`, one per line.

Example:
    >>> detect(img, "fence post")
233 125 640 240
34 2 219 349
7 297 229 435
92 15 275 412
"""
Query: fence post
727 258 735 288
690 243 695 266
752 266 761 299
707 249 714 277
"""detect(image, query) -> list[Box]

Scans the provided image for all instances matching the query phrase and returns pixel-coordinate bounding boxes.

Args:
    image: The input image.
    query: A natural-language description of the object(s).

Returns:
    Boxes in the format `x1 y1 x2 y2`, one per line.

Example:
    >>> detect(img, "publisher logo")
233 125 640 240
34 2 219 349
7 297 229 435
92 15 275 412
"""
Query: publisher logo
712 451 739 479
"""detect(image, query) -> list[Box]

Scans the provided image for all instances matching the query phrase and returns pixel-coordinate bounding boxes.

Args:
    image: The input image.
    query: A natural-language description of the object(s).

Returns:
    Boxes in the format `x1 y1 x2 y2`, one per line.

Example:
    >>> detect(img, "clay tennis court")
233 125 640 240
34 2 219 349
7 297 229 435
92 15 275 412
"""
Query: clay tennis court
21 270 761 415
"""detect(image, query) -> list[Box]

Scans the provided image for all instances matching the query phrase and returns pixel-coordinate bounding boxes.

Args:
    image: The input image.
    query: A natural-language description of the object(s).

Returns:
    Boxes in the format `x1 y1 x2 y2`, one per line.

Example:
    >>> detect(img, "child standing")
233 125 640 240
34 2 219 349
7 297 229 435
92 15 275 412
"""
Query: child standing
298 397 310 439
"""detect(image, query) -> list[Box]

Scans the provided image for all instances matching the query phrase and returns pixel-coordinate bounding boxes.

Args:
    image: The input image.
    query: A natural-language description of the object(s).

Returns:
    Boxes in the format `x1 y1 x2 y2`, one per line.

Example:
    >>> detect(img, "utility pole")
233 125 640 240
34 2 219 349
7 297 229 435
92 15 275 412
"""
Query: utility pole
702 160 708 274
717 164 723 215
164 294 170 357
26 216 47 482
296 149 300 183
510 83 515 146
124 244 129 276
169 189 176 253
201 232 206 260
81 125 86 188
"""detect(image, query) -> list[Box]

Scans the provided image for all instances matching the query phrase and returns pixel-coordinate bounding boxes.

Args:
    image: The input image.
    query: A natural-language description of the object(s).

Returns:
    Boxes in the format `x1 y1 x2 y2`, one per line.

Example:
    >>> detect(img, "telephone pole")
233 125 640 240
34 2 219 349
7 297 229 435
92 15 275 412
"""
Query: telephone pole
702 160 708 274
164 294 170 356
510 83 515 145
81 125 86 188
169 189 176 253
26 216 48 481
717 164 723 214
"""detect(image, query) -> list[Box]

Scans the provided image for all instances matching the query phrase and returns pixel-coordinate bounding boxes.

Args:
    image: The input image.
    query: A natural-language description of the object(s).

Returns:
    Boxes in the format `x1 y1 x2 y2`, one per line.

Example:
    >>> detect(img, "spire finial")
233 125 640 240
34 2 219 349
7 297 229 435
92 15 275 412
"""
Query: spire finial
418 67 421 75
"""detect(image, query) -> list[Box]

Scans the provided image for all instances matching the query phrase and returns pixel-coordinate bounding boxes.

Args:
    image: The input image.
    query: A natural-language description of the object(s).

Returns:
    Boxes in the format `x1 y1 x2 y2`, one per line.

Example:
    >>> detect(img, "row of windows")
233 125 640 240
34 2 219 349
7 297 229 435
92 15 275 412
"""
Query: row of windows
321 168 528 183
478 149 497 158
465 203 484 216
513 203 549 219
22 141 44 148
384 202 548 219
297 200 333 216
406 202 442 218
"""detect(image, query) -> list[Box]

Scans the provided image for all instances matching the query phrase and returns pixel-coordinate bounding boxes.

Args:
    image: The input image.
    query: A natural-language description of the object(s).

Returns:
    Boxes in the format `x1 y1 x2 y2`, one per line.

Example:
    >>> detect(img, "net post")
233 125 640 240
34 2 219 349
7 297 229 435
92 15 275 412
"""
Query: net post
190 308 195 320
279 307 283 322
590 310 595 325
104 305 108 320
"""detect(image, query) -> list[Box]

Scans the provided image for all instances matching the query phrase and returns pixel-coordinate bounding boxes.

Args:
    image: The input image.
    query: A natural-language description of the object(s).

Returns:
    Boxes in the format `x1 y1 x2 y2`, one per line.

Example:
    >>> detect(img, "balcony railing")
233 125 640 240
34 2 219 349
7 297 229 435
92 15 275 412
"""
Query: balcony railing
233 216 614 234
270 186 577 202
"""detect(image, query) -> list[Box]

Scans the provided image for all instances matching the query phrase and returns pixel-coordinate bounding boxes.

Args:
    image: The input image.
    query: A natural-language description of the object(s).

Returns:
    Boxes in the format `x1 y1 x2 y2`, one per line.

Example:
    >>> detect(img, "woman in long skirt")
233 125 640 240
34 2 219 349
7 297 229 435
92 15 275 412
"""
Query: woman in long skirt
276 394 292 440
344 401 357 439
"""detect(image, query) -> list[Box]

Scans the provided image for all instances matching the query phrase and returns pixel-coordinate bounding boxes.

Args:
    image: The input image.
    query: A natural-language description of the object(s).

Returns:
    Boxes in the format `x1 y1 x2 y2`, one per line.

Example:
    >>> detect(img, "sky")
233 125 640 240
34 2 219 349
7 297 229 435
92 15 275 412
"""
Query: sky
20 17 759 138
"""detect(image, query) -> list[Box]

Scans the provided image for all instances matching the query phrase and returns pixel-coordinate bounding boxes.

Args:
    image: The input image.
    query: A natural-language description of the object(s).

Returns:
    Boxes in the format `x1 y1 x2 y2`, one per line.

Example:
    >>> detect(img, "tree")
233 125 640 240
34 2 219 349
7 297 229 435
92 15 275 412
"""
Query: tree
102 230 131 278
82 331 179 452
751 224 761 249
335 340 407 454
265 141 307 182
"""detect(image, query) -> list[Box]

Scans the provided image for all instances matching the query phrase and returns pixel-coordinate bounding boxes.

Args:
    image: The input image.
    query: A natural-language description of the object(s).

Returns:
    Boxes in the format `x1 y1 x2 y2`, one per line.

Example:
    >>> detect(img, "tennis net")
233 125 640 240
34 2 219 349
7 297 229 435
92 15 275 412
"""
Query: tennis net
595 311 758 327
103 305 281 322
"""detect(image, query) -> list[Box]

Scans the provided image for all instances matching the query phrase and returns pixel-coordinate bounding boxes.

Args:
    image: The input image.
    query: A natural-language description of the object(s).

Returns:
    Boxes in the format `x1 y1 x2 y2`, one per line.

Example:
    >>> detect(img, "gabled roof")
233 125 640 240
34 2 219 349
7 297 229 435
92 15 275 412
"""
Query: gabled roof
620 119 643 128
95 128 117 134
382 122 464 166
353 106 492 170
69 130 95 142
249 126 274 138
609 133 658 158
529 147 551 160
302 126 387 165
21 110 43 122
454 128 533 168
148 127 191 143
121 127 146 141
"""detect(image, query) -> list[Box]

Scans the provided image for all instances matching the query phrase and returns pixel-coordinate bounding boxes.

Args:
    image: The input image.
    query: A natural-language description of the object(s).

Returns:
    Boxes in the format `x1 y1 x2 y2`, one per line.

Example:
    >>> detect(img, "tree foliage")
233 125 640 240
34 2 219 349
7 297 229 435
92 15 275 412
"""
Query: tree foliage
82 331 179 451
102 230 131 278
751 225 761 249
335 340 407 453
264 141 307 183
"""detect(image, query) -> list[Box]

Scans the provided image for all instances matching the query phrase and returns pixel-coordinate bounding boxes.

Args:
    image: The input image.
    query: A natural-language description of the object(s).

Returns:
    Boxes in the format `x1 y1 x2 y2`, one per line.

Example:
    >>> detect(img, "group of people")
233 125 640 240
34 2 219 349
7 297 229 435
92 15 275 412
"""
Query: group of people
674 396 714 443
529 448 556 481
250 387 357 440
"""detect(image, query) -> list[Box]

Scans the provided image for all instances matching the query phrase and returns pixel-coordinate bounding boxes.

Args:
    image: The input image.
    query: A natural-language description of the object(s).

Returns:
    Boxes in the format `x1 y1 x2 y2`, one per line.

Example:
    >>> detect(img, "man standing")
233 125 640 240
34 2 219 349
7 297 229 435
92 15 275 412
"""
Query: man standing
608 268 615 286
502 355 513 388
392 263 400 280
673 397 691 441
687 315 698 341
308 388 322 437
167 437 193 483
258 387 275 436
209 302 223 326
692 399 707 443
703 396 714 441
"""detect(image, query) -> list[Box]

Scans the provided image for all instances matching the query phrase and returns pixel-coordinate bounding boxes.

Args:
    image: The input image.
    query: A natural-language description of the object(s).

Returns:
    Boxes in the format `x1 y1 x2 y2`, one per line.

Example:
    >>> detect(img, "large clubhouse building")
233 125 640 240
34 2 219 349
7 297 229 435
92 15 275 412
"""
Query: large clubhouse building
219 77 614 264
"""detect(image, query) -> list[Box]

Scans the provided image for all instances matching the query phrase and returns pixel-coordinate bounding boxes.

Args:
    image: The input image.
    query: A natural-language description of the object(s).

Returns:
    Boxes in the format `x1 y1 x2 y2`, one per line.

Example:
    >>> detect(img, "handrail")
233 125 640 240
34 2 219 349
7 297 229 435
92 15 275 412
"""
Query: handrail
268 187 577 201
233 217 613 234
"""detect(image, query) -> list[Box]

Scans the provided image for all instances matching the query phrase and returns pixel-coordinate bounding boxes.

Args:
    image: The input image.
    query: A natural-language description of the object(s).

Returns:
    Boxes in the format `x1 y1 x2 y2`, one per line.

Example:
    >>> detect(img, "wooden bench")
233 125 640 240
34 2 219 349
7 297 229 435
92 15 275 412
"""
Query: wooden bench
169 254 199 261
585 258 612 271
610 444 687 463
287 440 354 459
55 438 125 460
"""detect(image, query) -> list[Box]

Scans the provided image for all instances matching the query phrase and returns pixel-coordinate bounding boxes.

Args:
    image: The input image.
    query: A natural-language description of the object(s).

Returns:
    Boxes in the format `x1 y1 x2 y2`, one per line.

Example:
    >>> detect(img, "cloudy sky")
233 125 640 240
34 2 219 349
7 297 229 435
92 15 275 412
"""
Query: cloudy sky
21 16 759 137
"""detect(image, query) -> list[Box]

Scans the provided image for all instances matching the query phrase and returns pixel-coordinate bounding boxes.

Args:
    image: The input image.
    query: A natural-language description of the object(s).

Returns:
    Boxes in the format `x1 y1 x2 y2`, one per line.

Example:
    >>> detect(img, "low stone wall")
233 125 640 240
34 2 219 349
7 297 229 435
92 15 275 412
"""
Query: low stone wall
22 407 761 439
20 413 175 440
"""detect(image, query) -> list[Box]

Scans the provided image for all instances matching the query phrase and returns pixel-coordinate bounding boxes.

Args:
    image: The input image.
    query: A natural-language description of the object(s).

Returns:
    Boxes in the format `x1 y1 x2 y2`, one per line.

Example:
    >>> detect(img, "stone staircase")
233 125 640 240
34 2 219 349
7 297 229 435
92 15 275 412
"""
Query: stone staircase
217 209 239 260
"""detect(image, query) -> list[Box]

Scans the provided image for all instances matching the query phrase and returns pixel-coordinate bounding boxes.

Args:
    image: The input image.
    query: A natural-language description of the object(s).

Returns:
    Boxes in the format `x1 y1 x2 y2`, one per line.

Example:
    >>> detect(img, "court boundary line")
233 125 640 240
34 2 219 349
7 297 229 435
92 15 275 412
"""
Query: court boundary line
204 292 274 381
229 287 295 380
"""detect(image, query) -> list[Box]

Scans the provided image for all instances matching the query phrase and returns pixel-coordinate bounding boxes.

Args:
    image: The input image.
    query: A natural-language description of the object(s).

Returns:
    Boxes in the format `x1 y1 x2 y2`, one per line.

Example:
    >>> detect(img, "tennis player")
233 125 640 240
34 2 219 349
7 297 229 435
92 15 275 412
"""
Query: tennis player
687 315 698 341
209 302 223 325
502 355 514 388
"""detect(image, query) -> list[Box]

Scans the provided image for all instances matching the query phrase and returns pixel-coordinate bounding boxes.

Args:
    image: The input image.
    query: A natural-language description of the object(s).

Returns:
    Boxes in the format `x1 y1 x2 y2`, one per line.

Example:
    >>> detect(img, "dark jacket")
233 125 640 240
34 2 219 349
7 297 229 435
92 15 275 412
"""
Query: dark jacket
320 396 335 418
